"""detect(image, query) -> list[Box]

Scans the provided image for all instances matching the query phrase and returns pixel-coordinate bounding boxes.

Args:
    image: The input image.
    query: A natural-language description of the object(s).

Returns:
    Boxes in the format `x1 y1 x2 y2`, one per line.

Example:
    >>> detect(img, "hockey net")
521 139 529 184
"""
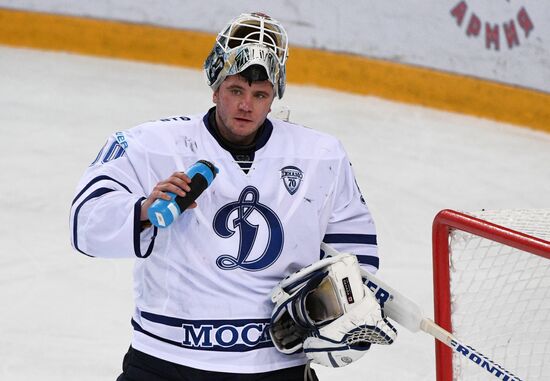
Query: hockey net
432 209 550 381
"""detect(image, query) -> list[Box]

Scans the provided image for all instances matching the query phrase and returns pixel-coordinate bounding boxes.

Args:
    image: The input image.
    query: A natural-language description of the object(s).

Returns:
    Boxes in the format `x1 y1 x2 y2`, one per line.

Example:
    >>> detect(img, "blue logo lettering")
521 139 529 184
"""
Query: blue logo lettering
182 324 213 347
180 321 271 351
215 325 239 347
213 186 284 271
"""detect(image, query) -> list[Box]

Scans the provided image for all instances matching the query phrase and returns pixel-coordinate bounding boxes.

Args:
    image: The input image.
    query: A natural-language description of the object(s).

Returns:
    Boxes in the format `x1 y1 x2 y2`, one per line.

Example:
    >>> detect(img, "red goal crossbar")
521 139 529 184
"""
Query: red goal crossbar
432 209 550 381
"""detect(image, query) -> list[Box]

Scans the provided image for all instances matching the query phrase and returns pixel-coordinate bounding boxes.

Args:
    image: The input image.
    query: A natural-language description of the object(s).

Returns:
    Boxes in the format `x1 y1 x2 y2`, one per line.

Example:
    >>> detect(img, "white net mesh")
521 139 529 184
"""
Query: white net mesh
449 209 550 381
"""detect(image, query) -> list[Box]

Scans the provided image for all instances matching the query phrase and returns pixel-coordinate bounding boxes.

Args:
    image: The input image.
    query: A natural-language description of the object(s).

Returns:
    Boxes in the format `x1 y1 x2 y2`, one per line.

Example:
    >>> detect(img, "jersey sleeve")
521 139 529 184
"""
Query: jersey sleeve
322 144 378 274
69 131 158 259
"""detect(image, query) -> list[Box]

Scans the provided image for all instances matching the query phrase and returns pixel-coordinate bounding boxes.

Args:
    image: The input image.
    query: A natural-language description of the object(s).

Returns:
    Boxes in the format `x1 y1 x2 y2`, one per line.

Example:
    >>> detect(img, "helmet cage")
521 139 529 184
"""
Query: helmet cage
205 13 288 98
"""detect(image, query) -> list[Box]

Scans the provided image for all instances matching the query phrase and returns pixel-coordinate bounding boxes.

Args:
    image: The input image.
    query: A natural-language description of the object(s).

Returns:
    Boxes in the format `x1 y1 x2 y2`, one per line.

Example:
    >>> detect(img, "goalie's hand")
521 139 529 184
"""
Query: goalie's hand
269 252 397 367
270 310 309 353
303 284 397 367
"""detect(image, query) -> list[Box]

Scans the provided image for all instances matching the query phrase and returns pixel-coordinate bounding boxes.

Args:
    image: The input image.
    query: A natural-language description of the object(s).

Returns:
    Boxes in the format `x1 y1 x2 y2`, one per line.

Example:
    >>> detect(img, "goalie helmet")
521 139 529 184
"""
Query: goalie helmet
204 12 289 99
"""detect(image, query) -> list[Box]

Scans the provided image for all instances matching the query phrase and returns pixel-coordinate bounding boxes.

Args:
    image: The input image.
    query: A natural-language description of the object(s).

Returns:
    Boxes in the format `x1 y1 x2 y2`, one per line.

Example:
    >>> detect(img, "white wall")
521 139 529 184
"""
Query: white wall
1 0 548 93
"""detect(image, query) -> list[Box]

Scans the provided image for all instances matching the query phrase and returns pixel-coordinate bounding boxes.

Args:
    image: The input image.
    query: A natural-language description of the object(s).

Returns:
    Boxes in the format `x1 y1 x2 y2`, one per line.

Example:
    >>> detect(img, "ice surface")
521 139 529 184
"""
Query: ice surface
1 46 549 380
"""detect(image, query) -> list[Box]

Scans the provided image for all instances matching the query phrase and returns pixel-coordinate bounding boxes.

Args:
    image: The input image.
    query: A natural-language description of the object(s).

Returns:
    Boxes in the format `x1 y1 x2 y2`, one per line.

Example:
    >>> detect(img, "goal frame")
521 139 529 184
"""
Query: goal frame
432 209 550 381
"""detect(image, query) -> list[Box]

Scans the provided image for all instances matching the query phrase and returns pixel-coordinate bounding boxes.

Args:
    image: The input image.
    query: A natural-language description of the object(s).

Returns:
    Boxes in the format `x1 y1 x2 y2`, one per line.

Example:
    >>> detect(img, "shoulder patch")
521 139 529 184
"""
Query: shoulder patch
90 132 127 166
280 166 304 195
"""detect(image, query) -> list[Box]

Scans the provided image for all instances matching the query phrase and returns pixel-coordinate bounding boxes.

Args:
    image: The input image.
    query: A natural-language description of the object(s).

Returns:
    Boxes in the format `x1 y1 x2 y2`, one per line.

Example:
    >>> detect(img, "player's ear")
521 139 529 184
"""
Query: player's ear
212 89 219 104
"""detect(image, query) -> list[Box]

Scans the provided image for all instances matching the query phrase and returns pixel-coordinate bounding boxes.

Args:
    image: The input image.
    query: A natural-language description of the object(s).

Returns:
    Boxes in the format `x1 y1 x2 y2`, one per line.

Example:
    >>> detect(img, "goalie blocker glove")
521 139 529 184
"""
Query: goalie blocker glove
270 253 397 368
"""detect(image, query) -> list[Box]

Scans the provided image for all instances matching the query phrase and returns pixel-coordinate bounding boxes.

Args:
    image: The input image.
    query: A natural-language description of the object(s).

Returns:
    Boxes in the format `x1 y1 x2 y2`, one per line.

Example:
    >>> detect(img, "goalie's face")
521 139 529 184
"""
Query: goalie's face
213 74 275 145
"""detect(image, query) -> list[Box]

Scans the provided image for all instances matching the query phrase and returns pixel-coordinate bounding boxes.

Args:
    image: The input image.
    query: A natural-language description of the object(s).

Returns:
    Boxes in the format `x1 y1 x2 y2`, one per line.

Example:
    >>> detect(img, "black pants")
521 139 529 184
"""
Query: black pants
116 347 318 381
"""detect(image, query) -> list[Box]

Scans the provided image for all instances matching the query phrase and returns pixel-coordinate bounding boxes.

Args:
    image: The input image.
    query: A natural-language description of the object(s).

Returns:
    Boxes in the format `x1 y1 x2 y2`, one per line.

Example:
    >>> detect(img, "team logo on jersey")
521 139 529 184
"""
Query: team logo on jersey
280 166 303 195
213 186 284 271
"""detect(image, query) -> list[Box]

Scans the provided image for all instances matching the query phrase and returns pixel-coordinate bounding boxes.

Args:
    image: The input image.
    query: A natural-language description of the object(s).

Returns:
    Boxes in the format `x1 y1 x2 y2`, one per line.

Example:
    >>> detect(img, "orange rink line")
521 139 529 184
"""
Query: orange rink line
1 8 548 133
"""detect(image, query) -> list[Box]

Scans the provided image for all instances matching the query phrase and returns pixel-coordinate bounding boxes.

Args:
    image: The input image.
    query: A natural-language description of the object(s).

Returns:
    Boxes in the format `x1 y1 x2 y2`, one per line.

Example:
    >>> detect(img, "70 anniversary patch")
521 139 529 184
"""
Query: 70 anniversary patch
280 166 304 195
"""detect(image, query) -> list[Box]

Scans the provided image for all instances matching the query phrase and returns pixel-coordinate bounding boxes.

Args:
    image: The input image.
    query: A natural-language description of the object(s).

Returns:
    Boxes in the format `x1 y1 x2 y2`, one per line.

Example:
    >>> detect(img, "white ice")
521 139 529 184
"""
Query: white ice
0 45 548 380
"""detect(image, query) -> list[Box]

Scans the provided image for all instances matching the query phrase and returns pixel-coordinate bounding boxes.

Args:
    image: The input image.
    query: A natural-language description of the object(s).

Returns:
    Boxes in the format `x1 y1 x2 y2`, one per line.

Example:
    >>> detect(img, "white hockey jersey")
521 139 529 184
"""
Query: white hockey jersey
70 111 378 373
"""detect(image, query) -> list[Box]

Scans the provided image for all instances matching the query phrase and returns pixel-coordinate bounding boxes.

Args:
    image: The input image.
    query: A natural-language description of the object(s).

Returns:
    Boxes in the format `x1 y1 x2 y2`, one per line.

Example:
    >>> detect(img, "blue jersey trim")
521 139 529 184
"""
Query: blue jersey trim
322 234 379 269
141 311 271 327
133 197 158 258
132 318 188 347
72 187 116 256
356 255 380 269
133 312 274 352
72 175 131 205
323 234 377 245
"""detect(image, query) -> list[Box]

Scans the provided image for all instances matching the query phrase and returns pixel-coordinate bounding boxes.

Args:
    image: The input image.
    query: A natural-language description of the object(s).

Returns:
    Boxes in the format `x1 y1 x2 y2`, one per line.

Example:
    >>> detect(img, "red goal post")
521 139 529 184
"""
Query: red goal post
432 209 550 381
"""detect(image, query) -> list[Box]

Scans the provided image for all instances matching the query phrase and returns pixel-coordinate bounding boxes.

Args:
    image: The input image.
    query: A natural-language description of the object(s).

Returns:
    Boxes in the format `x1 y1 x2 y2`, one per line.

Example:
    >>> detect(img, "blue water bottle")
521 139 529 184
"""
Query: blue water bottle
148 160 219 228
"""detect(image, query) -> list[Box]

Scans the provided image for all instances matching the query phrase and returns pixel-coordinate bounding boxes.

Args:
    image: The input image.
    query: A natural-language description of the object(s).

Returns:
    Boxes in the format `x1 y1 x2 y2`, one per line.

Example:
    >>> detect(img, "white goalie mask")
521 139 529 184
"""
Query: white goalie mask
204 12 289 98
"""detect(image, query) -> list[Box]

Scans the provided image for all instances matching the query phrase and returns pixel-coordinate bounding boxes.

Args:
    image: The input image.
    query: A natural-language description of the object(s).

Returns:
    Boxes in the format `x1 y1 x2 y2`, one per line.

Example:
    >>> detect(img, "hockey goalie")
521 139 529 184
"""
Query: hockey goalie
270 252 398 368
